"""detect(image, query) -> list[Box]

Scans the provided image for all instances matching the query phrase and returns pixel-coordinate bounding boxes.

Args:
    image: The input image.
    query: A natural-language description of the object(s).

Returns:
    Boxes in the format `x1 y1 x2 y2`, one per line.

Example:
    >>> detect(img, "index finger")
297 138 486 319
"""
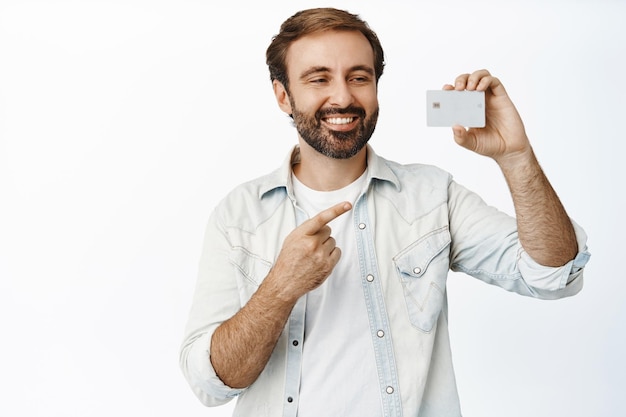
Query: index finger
464 70 507 97
303 201 352 235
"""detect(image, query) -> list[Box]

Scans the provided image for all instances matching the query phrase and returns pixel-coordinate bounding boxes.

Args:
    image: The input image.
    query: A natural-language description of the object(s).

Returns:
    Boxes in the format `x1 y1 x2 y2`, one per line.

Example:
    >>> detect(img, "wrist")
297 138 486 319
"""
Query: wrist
495 145 536 174
261 268 301 306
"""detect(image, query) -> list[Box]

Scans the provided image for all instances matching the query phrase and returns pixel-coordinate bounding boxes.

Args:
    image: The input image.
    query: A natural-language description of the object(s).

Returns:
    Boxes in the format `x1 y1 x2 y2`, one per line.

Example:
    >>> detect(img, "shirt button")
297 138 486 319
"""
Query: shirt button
366 274 375 282
377 330 385 338
413 266 422 275
358 223 366 230
386 386 394 394
287 396 293 403
292 340 299 347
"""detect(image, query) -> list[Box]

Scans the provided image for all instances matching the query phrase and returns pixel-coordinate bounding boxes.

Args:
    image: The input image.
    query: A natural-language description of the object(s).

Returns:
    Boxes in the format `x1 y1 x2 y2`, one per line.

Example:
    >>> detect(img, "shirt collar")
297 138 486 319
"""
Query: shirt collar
258 145 401 199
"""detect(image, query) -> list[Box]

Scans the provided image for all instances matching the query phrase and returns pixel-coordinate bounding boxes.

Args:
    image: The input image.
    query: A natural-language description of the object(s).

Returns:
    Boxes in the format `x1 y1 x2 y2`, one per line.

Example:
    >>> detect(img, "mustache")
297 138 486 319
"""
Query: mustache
316 105 366 120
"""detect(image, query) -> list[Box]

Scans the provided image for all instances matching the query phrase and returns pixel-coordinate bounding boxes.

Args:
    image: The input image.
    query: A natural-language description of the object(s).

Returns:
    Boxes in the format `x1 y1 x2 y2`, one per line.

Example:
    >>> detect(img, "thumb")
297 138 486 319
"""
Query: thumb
452 124 477 152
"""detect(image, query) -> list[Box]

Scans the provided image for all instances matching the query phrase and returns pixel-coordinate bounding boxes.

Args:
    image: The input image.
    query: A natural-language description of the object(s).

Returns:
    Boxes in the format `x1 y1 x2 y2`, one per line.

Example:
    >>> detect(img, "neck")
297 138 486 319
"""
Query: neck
293 140 367 191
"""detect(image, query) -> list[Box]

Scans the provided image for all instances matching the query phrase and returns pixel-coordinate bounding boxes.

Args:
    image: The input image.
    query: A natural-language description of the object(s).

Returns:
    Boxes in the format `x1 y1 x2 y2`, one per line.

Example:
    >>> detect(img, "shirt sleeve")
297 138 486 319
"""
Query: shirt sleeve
178 209 246 406
448 180 590 299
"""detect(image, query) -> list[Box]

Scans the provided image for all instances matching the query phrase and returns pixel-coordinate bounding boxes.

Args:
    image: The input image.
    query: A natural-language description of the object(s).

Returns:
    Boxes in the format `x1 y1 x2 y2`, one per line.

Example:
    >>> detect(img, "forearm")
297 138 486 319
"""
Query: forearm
498 147 578 267
210 272 297 389
209 201 349 389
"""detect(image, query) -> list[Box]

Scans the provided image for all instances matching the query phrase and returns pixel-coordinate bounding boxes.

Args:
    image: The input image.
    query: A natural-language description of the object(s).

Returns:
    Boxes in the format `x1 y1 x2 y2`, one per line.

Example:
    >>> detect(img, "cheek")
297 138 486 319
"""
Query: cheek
357 89 379 113
289 88 327 110
304 96 330 114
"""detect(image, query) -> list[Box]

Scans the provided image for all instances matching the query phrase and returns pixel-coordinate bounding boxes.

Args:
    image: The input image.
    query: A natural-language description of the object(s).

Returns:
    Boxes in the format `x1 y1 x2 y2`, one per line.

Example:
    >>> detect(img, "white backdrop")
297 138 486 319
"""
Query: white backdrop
1 0 624 416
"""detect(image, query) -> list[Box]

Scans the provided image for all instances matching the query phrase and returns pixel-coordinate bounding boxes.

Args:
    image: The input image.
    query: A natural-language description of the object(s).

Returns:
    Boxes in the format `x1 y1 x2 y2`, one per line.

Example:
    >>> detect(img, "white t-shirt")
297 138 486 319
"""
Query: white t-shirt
292 170 383 417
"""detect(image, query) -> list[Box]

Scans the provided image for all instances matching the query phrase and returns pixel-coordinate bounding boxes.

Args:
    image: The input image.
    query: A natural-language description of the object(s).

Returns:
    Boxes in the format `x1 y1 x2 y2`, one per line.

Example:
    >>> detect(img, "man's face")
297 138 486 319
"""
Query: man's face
278 30 379 159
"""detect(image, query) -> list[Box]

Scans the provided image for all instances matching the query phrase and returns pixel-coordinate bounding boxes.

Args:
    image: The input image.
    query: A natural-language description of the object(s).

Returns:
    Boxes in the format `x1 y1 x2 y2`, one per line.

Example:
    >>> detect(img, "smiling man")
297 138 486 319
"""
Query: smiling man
179 8 590 417
277 29 379 162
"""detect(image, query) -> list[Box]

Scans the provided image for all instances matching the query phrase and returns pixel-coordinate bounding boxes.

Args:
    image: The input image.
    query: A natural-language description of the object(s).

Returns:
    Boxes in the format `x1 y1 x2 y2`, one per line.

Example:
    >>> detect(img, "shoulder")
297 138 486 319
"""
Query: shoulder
366 153 457 222
374 153 453 192
212 167 290 231
389 159 451 182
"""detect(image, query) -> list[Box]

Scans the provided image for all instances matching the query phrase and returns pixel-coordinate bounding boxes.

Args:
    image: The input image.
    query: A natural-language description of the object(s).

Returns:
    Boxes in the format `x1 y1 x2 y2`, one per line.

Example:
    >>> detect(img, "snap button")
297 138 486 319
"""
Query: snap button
358 223 366 230
413 266 422 275
377 330 385 338
366 274 375 282
386 386 394 394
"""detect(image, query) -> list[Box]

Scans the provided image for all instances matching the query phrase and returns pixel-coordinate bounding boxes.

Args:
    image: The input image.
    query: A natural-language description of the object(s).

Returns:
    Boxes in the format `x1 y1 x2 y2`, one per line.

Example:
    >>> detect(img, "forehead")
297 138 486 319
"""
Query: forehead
285 30 375 76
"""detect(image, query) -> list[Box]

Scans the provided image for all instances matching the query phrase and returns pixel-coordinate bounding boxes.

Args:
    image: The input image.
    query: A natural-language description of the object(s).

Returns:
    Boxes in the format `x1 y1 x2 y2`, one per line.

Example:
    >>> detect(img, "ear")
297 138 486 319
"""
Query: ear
273 80 293 115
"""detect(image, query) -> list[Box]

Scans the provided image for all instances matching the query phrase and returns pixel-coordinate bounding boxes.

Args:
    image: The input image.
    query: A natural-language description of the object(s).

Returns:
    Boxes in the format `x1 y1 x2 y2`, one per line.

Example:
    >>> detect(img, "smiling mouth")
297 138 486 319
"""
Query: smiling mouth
322 116 360 132
324 117 355 125
318 105 365 130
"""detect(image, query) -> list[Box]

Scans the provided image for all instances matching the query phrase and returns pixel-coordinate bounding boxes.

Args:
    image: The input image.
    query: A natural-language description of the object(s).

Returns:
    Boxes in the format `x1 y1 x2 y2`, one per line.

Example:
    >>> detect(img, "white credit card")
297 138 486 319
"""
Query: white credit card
426 90 485 127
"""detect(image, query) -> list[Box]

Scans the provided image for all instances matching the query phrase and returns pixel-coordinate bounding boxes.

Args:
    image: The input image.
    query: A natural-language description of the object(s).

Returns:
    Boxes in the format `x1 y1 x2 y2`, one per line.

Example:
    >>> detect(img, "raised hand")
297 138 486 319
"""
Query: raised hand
443 69 532 167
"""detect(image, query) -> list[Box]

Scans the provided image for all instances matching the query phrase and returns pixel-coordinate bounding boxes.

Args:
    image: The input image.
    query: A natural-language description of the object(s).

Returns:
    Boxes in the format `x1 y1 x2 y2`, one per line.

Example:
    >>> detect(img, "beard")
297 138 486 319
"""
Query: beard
290 99 379 160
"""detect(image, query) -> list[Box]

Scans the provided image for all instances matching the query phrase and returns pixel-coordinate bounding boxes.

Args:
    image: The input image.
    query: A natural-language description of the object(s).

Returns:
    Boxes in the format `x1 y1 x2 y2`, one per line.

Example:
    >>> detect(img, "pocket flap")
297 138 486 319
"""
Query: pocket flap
394 227 451 278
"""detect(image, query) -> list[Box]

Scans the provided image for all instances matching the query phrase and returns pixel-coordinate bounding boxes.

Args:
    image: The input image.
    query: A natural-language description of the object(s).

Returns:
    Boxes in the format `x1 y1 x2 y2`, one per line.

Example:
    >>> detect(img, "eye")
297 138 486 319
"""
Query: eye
310 78 328 84
350 74 371 84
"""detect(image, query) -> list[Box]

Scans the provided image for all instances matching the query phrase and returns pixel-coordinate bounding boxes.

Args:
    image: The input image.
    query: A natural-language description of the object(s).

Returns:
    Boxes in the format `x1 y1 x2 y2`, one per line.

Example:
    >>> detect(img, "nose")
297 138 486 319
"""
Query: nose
328 79 355 108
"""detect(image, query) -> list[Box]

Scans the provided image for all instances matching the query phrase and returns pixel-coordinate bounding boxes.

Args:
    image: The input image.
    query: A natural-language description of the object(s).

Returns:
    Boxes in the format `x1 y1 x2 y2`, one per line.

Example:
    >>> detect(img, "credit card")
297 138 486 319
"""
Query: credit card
426 90 485 127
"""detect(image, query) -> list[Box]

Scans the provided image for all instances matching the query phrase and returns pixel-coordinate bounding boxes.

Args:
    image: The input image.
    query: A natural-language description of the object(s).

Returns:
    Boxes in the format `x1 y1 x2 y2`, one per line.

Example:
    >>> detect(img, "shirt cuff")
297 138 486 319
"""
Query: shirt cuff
186 331 246 402
517 220 590 292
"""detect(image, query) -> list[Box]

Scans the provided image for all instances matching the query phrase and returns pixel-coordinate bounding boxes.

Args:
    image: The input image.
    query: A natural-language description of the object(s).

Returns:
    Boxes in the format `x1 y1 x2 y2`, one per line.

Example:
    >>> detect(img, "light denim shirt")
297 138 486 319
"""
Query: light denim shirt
179 145 590 417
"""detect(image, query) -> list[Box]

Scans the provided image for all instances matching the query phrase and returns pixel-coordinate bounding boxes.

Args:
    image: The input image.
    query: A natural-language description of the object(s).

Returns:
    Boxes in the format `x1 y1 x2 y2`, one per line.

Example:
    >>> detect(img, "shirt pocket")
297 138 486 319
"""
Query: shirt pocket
229 247 273 306
393 226 451 333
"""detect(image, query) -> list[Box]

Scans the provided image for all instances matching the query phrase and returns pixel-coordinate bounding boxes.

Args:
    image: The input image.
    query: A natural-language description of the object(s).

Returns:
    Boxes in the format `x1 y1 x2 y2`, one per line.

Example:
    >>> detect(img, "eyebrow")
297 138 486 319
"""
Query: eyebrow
299 65 375 80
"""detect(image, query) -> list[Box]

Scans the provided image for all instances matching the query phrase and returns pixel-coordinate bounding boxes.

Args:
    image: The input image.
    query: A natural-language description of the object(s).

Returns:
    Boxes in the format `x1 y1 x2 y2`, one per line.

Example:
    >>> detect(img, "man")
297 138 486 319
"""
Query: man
179 7 590 417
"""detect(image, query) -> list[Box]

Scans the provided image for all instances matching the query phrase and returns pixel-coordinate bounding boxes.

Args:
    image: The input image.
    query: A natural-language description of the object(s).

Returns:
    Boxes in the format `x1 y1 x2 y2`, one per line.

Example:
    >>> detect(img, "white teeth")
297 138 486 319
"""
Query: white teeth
326 117 354 125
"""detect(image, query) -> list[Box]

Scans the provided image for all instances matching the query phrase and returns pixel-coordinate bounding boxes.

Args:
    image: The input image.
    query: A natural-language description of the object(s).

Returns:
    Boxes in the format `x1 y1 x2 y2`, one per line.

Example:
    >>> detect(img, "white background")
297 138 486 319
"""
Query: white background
1 0 624 416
